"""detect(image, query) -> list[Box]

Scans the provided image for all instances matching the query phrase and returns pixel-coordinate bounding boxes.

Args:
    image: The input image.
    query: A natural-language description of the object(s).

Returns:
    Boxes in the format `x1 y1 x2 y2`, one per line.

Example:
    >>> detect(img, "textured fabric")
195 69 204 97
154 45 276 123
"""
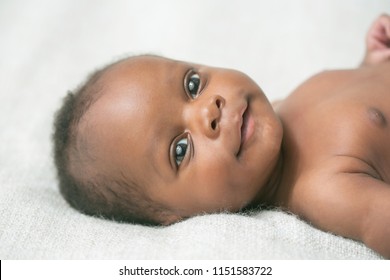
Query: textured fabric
0 0 388 259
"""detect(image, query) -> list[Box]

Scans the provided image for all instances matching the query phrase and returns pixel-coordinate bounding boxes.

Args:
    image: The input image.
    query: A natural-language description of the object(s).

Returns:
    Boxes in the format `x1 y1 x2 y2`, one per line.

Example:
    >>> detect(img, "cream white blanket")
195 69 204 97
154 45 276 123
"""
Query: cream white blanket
1 0 388 259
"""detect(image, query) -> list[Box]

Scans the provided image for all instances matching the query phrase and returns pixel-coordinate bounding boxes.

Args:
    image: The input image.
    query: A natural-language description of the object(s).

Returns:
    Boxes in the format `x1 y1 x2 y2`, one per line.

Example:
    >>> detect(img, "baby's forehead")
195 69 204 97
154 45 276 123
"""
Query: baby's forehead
76 60 163 176
93 57 195 108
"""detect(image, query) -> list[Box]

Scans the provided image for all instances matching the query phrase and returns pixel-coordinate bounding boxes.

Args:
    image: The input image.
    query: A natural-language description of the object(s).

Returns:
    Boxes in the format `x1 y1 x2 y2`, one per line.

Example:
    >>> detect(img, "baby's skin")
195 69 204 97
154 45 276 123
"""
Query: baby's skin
74 15 390 258
275 60 390 258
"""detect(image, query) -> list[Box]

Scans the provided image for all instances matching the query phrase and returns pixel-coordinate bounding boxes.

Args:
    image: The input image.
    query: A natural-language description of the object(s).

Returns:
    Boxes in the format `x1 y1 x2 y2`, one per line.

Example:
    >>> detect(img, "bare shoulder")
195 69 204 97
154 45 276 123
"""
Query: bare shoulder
290 159 390 258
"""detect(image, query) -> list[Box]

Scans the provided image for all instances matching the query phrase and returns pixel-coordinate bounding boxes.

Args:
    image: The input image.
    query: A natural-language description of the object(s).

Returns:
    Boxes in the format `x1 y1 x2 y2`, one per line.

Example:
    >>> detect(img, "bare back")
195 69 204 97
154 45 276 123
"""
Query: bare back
275 61 390 257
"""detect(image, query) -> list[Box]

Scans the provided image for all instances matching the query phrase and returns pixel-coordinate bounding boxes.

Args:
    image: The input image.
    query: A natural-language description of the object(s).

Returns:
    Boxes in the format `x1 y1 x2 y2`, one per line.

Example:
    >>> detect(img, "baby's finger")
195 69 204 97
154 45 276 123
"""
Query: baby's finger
377 13 390 24
378 14 390 39
368 14 390 49
385 15 390 44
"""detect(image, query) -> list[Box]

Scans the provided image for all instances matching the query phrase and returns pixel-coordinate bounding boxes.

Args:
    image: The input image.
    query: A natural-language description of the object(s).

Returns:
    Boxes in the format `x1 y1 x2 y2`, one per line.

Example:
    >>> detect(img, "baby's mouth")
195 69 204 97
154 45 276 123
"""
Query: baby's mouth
241 107 250 146
237 101 255 158
236 104 249 157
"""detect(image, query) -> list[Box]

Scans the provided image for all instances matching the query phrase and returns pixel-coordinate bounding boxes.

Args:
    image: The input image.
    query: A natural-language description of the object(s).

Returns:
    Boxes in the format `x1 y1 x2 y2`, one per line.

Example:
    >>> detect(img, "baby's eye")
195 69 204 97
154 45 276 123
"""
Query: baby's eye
175 138 188 166
186 73 200 99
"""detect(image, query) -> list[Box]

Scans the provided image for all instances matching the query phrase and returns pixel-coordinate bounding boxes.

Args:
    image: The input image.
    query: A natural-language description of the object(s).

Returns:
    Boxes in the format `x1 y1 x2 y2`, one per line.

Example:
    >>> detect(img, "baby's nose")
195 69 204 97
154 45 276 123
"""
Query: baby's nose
200 95 225 138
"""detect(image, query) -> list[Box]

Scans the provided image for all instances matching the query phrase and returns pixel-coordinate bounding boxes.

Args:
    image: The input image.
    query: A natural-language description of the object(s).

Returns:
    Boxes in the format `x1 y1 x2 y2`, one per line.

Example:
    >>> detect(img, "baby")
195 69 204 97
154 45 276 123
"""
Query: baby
53 14 390 258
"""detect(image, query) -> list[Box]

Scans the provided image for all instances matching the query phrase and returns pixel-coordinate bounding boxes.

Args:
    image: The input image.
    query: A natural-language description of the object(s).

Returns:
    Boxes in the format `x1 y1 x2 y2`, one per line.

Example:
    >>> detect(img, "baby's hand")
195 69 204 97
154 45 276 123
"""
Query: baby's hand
362 14 390 66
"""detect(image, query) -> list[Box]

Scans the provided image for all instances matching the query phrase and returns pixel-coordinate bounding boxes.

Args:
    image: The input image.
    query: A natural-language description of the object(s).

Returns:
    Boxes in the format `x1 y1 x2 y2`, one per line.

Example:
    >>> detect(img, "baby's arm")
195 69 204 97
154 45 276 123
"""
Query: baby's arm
302 172 390 258
361 14 390 66
347 176 390 258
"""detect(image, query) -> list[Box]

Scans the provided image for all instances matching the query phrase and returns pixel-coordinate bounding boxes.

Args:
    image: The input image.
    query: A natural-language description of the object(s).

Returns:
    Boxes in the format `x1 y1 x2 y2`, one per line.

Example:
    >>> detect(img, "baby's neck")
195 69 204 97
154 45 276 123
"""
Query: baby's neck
248 149 285 208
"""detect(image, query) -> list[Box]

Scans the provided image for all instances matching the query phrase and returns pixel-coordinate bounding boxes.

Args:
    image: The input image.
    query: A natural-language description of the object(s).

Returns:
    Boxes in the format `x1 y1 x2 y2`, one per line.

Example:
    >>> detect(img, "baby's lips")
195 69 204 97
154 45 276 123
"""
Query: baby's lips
235 102 249 157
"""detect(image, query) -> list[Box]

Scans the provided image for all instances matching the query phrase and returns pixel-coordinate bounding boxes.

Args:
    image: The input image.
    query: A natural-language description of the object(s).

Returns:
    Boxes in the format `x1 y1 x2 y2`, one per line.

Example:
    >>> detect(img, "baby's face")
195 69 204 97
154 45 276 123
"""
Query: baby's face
79 56 282 223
